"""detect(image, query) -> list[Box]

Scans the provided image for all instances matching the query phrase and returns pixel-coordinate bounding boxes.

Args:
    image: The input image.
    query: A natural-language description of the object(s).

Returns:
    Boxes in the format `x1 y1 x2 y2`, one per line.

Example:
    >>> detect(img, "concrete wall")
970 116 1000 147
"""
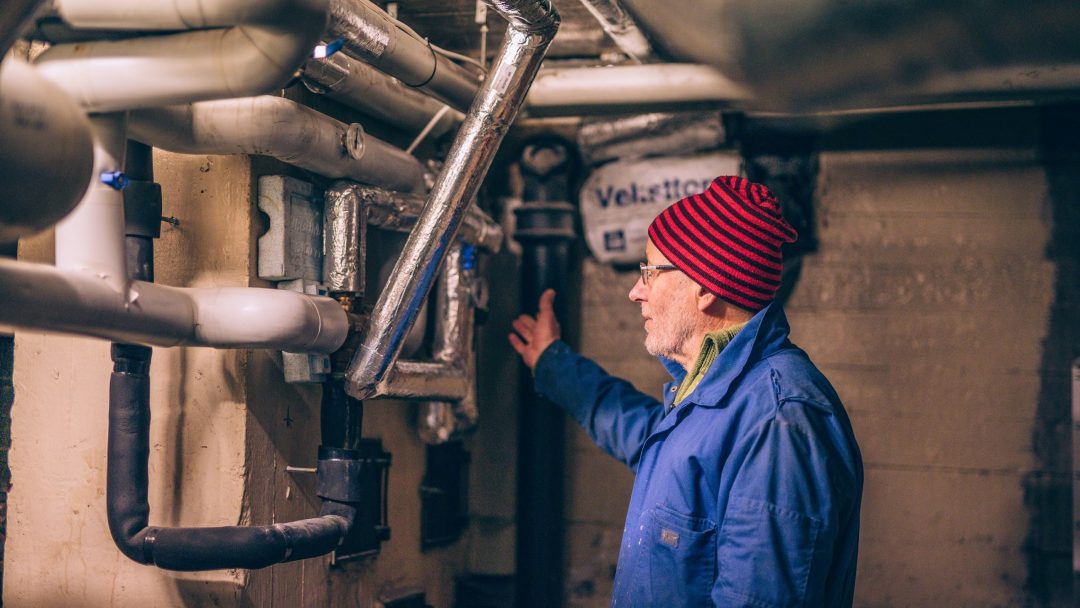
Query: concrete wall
5 151 469 607
561 112 1077 607
793 148 1053 607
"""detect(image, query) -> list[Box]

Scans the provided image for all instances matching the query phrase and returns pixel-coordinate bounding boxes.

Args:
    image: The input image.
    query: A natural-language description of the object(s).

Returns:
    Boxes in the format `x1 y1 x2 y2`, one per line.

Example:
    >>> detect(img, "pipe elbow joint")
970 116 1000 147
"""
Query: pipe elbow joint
107 524 156 566
487 0 560 35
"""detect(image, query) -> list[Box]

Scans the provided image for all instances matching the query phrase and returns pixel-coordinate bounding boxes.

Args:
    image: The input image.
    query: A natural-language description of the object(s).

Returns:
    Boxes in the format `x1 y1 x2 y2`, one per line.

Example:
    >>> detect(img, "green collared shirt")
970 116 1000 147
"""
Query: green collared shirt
672 322 748 408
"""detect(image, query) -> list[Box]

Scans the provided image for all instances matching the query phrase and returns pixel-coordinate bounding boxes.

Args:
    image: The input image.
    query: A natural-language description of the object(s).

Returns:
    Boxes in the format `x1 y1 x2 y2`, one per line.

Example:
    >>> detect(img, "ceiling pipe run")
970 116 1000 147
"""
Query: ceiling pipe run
35 0 328 112
575 0 657 63
328 0 479 113
303 53 462 137
129 96 426 193
344 0 560 400
0 58 93 243
525 63 751 116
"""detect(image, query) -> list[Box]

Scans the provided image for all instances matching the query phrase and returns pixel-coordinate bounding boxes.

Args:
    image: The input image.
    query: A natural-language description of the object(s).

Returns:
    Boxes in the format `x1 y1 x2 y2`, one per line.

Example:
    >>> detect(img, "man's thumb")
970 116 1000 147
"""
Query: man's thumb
539 288 556 313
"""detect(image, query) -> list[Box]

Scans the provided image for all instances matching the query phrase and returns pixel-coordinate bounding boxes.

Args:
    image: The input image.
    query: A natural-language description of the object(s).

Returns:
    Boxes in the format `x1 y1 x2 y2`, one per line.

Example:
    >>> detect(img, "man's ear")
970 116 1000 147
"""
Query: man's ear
697 285 720 313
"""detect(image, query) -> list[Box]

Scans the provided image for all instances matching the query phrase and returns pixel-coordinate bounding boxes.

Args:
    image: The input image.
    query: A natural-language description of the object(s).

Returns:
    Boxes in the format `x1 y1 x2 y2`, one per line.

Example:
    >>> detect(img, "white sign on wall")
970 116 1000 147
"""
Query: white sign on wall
579 152 742 264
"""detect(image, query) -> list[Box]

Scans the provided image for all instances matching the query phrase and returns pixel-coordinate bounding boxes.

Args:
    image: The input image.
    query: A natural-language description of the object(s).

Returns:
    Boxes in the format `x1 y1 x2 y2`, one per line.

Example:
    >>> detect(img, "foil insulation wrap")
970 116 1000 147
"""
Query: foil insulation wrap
577 111 726 165
323 184 366 296
344 0 559 399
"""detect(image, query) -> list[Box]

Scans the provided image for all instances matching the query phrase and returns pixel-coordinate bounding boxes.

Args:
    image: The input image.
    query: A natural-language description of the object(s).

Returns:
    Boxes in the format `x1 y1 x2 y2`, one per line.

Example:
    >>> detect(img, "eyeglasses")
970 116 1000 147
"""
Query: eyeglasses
639 262 678 285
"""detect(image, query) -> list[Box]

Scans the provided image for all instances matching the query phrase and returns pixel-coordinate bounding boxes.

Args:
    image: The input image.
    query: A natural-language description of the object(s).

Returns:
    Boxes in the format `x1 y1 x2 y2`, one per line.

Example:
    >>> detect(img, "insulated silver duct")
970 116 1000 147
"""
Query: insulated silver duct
379 244 474 401
328 0 479 112
323 185 367 297
323 182 503 302
576 111 725 165
302 53 461 136
576 0 657 63
362 187 503 253
417 245 479 445
344 0 559 400
129 97 426 193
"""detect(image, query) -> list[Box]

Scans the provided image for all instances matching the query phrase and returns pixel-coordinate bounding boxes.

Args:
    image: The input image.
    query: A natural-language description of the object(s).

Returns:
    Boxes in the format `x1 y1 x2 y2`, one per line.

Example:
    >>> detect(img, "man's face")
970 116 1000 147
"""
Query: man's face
628 240 700 361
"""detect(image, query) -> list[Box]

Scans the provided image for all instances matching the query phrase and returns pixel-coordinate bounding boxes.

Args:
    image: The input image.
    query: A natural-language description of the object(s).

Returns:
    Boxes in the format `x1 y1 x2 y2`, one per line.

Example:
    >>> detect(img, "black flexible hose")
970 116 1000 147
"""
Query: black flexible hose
107 343 356 571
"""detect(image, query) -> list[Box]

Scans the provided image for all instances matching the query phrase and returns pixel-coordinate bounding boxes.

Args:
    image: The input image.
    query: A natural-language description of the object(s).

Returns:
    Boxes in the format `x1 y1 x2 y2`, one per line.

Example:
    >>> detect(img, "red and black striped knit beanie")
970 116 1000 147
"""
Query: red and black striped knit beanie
647 176 798 312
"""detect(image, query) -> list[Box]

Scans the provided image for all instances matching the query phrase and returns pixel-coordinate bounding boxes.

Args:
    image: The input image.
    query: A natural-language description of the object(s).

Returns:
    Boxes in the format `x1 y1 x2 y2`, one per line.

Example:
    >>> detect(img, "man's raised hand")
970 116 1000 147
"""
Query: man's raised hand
508 289 560 370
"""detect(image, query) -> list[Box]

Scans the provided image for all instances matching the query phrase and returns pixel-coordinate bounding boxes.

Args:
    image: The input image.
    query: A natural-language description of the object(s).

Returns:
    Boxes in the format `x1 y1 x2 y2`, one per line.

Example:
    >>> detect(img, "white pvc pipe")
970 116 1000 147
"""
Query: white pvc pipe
36 0 328 112
187 289 348 351
525 64 752 115
128 96 426 193
0 259 349 353
0 58 94 243
55 113 129 293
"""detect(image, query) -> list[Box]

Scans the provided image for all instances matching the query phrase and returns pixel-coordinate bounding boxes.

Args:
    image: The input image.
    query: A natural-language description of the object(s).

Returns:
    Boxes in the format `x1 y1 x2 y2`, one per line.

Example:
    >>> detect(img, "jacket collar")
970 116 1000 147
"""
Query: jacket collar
661 300 791 408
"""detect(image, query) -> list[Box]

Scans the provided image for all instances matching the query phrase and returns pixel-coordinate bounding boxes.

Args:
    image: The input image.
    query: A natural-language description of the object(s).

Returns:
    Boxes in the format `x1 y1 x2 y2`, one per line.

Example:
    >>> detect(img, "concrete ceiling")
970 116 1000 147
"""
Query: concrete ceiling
394 0 627 61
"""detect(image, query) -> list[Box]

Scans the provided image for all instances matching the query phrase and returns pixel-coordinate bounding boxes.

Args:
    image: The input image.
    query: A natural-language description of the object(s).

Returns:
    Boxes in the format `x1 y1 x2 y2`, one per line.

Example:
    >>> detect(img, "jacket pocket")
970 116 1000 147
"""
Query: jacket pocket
715 497 822 608
638 503 717 608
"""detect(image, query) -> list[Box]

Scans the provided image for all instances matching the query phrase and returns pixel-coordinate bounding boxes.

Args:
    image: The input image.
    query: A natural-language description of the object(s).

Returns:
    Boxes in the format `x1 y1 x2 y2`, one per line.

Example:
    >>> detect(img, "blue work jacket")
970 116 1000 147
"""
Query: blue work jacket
534 302 862 607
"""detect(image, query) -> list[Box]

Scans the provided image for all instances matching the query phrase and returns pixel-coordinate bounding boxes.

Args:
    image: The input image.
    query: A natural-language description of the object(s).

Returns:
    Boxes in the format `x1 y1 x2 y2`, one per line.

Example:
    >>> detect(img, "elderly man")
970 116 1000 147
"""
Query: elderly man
509 176 863 607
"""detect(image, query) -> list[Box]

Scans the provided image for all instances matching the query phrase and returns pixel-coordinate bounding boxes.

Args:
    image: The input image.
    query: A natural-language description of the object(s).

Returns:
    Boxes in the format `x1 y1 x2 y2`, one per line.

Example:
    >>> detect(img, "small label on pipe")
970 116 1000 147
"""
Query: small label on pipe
313 39 345 59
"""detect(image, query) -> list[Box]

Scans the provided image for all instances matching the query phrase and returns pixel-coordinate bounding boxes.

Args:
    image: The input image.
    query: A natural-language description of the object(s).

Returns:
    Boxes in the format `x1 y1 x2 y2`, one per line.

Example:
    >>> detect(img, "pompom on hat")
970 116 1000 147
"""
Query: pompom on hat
647 176 798 312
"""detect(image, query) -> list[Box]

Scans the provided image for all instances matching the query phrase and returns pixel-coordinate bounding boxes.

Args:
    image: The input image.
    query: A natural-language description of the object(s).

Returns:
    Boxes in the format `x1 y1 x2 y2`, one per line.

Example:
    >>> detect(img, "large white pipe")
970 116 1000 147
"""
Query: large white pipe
0 58 94 243
55 113 129 293
0 259 349 353
36 0 328 112
129 96 426 192
525 64 751 116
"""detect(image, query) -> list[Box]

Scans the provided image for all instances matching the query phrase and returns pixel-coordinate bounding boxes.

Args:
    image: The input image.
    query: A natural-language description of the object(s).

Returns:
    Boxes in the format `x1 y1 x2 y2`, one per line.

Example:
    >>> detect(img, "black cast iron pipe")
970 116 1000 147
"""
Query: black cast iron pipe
514 136 578 608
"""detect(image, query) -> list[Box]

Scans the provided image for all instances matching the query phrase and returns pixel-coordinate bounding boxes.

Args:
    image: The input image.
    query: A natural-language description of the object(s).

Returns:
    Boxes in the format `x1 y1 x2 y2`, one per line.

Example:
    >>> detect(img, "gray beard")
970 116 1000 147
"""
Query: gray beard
644 322 695 362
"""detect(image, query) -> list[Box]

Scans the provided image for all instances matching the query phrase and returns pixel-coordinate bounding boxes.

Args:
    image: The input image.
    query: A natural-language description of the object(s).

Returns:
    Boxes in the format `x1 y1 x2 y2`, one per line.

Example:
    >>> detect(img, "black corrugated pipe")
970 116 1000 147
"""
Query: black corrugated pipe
105 143 360 571
514 135 579 608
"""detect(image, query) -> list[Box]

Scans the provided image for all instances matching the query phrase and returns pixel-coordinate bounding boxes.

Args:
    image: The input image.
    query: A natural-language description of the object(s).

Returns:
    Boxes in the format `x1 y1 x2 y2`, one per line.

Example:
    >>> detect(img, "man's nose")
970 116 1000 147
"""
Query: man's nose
628 276 646 302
